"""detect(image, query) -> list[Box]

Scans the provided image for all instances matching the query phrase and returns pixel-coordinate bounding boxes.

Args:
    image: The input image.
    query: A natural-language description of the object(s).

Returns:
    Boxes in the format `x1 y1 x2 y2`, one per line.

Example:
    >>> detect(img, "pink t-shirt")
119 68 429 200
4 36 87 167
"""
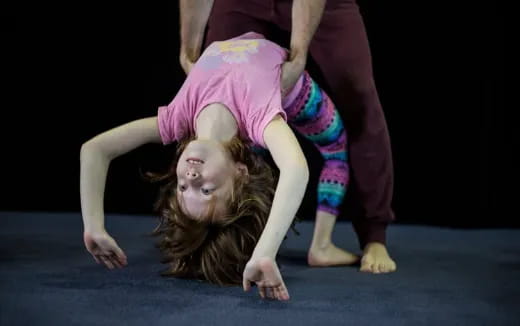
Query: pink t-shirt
157 32 290 148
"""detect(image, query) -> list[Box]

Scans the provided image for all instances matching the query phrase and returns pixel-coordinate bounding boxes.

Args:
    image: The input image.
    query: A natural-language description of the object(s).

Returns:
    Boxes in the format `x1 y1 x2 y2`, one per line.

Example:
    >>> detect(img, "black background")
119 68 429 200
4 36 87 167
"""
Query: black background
1 1 509 227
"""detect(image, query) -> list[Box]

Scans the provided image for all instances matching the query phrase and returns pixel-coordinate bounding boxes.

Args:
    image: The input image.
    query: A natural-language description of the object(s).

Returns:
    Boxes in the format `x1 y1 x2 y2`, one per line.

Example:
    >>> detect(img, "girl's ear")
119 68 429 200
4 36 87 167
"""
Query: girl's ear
235 162 249 178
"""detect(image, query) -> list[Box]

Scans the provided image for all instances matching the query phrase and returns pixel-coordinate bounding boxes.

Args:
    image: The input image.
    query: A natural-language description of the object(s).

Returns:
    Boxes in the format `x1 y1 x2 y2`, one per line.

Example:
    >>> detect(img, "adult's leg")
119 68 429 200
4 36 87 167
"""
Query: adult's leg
275 0 395 250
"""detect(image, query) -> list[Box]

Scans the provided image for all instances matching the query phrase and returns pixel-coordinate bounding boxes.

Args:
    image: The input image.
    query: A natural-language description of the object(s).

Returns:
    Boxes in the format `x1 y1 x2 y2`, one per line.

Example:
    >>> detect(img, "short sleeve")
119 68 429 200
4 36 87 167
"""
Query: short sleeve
248 106 288 148
157 105 174 145
157 100 190 145
243 62 288 148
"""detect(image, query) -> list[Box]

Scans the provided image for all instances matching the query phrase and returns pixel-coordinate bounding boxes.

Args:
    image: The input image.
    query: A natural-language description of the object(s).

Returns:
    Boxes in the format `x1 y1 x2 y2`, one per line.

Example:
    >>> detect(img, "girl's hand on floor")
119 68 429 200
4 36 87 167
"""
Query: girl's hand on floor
242 257 290 301
84 230 128 270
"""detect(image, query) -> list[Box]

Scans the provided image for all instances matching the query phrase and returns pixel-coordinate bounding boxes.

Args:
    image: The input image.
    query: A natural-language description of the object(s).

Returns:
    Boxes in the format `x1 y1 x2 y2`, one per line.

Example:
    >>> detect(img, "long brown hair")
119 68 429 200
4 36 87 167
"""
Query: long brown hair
143 135 300 286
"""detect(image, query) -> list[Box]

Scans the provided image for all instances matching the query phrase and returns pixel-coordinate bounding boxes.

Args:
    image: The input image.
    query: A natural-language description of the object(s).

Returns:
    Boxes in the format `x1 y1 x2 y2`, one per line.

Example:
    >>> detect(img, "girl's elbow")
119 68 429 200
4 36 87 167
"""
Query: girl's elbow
80 141 95 158
302 166 310 185
292 160 310 184
80 140 107 160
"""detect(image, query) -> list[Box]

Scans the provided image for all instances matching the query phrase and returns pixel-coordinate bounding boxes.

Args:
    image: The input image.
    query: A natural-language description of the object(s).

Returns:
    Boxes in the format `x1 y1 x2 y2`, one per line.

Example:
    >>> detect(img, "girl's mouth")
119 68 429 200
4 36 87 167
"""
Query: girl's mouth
186 158 204 164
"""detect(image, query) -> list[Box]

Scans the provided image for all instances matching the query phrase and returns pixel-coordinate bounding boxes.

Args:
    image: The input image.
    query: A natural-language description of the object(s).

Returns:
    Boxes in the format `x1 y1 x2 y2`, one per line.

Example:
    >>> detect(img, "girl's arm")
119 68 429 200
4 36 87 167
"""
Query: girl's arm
250 115 310 260
80 117 162 234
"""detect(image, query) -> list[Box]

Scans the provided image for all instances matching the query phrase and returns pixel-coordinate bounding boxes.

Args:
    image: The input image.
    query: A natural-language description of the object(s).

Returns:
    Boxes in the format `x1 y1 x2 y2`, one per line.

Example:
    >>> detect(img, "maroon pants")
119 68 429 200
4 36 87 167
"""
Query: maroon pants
204 0 395 249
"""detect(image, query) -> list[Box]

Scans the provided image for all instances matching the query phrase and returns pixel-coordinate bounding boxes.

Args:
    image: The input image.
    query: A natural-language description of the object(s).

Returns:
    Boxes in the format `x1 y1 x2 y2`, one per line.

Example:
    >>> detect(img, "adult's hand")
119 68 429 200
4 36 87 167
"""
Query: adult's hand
179 49 198 75
280 57 306 96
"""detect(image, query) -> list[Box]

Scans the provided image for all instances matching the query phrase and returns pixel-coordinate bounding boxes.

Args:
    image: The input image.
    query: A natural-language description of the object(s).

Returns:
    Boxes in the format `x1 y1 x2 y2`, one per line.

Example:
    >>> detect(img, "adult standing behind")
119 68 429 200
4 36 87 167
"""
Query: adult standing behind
178 0 397 275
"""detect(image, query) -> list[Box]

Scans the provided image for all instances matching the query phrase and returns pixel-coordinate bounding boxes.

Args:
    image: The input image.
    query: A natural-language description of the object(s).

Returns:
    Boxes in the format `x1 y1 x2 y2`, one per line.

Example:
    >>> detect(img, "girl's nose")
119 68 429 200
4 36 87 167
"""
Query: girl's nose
186 170 199 179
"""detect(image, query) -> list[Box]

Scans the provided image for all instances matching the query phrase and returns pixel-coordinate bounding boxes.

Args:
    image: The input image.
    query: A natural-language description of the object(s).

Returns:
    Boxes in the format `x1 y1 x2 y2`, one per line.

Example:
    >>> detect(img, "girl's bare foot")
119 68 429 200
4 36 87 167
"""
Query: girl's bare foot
360 242 397 274
307 242 360 267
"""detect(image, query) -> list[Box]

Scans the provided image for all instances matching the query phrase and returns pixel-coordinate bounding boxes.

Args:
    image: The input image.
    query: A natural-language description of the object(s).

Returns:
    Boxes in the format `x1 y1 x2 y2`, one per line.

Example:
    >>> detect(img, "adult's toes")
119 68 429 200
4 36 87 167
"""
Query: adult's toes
360 262 373 272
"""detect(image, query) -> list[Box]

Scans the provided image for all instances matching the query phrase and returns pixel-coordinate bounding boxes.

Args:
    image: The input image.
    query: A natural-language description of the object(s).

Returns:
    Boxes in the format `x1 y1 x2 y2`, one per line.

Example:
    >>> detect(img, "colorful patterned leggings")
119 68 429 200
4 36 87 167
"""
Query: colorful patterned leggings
283 71 349 218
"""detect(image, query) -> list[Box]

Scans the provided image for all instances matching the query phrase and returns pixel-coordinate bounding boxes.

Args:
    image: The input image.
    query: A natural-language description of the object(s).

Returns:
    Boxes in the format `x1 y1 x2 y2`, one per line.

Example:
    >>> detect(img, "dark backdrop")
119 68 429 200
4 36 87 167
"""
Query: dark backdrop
1 1 509 227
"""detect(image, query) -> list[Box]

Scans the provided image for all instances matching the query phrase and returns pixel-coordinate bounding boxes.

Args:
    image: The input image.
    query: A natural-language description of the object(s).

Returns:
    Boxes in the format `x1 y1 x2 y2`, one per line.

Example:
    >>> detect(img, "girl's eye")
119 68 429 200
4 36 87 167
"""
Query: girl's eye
201 188 212 195
179 185 187 191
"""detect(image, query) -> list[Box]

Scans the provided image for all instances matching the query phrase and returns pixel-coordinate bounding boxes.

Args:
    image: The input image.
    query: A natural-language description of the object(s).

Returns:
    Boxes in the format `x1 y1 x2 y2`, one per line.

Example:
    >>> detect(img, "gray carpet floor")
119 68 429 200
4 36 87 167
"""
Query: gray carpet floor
1 211 519 326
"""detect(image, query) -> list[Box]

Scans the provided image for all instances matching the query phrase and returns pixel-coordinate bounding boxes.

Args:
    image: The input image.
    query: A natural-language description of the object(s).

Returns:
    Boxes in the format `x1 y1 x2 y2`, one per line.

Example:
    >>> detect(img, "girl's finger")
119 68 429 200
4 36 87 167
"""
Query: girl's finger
281 288 290 300
258 286 266 299
278 286 289 301
243 278 251 292
100 256 115 269
109 257 123 269
270 288 277 300
108 253 124 268
266 287 274 299
114 248 127 264
273 287 282 301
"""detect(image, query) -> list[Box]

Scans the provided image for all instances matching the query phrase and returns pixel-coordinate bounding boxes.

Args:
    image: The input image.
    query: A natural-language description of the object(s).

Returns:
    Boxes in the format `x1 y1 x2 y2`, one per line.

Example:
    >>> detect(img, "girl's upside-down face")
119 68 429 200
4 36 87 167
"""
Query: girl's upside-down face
176 139 242 221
